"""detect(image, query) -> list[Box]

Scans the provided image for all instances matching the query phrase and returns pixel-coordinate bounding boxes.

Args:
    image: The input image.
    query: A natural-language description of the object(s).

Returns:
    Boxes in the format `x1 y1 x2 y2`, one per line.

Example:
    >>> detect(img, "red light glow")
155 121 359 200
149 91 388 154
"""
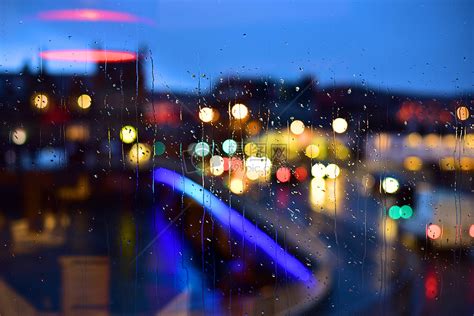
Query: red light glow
426 224 442 240
276 167 291 183
37 9 149 24
40 50 136 63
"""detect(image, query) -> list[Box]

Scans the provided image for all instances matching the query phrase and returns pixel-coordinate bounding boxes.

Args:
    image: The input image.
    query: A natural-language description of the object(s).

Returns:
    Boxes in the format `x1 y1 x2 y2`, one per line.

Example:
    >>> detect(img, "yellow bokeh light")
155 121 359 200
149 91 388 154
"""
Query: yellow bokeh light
311 163 326 178
405 133 422 148
77 94 92 109
382 177 399 194
229 178 245 194
11 128 27 145
244 142 259 156
231 103 249 119
290 120 305 135
120 125 137 144
424 133 439 149
199 107 214 123
456 106 469 121
128 143 152 166
305 144 320 159
332 118 348 134
33 93 48 109
404 156 423 171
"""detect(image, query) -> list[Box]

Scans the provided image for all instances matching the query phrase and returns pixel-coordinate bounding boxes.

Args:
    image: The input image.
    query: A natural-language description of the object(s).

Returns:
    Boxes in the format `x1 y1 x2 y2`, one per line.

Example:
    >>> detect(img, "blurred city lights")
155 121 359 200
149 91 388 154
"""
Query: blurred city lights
332 118 348 134
154 141 166 156
128 143 152 166
456 106 470 121
311 163 326 178
66 124 90 142
290 120 305 135
305 144 320 159
388 205 401 220
33 93 48 109
229 178 245 194
325 163 341 179
294 166 308 182
382 177 399 194
119 125 137 144
40 50 137 63
222 139 238 155
198 107 214 122
470 224 474 238
77 94 92 110
194 142 210 157
245 156 272 178
210 155 225 176
11 128 27 145
244 142 258 156
426 224 442 240
405 132 422 148
399 205 413 219
276 167 291 183
231 103 248 119
425 274 438 299
403 156 423 171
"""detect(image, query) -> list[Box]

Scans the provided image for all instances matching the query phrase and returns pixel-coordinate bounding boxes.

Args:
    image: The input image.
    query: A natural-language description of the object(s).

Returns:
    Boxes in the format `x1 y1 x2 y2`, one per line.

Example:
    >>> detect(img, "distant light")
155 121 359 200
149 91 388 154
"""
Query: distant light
425 275 438 300
77 94 92 109
246 120 261 136
361 174 375 190
246 169 260 181
388 205 401 220
244 142 258 156
332 118 348 134
231 103 248 119
400 205 413 219
37 9 147 23
325 163 340 179
66 124 90 142
11 128 27 145
210 155 224 176
405 133 422 148
154 141 166 156
305 144 320 159
276 167 291 183
424 133 439 149
40 50 137 63
199 107 214 123
120 125 137 144
33 93 48 109
229 178 245 194
311 163 326 178
246 156 272 178
403 156 422 171
194 142 210 157
222 139 238 155
456 106 470 121
426 224 442 240
290 120 305 135
294 166 308 182
469 224 474 238
382 177 399 194
128 143 152 166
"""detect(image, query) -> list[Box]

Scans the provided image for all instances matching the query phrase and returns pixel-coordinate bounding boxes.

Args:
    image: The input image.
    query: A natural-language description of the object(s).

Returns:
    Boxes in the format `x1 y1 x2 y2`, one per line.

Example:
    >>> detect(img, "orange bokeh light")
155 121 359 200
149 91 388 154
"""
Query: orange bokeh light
37 9 148 24
40 50 136 63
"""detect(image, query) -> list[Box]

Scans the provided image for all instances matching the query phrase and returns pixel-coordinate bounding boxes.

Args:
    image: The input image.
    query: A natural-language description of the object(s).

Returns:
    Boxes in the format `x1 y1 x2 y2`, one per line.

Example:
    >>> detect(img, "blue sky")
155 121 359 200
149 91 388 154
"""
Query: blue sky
1 0 472 94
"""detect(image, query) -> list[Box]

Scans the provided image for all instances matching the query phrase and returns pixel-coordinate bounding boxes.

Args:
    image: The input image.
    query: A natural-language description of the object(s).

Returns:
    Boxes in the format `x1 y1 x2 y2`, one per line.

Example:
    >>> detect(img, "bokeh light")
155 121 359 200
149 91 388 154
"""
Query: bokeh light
77 94 92 109
231 103 248 119
40 50 136 63
222 139 238 155
469 224 474 238
426 224 442 240
305 144 320 159
229 178 245 194
290 120 305 135
456 106 469 121
332 118 348 134
388 205 401 220
154 141 166 156
325 163 341 179
294 166 308 182
120 125 137 144
311 163 326 178
128 143 152 166
244 142 259 156
11 128 27 145
276 167 291 183
210 155 225 176
400 205 413 219
382 177 399 194
194 142 210 157
403 156 422 171
33 93 48 109
199 107 214 122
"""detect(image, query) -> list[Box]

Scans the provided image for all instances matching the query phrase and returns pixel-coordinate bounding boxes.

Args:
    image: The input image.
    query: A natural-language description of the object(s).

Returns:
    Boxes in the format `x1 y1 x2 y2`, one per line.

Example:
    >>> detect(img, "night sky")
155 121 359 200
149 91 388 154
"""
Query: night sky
1 0 472 94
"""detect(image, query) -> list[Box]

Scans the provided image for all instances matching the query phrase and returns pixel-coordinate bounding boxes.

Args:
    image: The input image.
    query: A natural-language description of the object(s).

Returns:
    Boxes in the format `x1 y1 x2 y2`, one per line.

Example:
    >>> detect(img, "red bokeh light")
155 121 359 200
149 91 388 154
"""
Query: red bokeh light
425 275 438 299
294 166 308 182
40 50 136 63
276 167 291 183
426 224 442 240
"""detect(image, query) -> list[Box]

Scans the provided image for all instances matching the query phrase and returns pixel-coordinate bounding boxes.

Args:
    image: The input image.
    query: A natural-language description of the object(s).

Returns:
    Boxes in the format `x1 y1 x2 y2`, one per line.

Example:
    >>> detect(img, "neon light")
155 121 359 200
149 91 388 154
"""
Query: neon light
37 9 151 24
40 50 137 63
154 167 315 284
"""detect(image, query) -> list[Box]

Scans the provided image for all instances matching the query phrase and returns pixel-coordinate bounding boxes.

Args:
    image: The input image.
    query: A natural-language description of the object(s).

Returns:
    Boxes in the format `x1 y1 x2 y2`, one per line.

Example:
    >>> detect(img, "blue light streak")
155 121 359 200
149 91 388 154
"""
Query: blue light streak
153 167 315 284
